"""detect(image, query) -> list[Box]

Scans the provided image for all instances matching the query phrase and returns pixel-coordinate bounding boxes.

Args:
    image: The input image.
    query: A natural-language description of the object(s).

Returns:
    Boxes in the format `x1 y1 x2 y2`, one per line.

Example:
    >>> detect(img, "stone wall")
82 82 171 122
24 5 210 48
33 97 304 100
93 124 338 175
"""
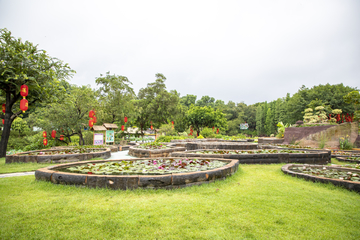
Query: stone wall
283 122 359 148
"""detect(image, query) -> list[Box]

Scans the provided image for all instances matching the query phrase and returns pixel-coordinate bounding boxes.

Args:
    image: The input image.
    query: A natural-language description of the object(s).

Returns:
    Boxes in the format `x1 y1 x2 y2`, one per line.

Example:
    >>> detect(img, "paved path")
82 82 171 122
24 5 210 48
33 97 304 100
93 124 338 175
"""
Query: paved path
0 150 135 178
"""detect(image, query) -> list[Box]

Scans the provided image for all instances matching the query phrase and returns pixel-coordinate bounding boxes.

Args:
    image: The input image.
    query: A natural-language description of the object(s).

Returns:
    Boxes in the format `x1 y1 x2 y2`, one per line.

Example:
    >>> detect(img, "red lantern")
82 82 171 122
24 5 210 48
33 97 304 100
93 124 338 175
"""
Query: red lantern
43 138 48 146
43 131 47 138
89 110 95 118
121 125 125 131
171 121 174 125
89 119 94 128
151 125 153 130
216 128 219 134
51 130 56 139
20 85 28 97
2 104 5 113
2 119 4 124
124 116 128 123
60 135 64 141
20 98 28 112
93 115 97 123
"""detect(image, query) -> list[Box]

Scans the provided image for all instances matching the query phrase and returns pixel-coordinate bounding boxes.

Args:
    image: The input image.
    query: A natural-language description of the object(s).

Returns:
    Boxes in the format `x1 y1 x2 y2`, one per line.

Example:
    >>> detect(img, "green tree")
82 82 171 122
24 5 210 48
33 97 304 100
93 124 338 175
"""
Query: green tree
95 72 135 124
0 28 74 157
180 94 197 108
34 85 97 145
256 104 264 136
343 90 360 121
186 105 227 136
196 95 215 108
134 73 179 135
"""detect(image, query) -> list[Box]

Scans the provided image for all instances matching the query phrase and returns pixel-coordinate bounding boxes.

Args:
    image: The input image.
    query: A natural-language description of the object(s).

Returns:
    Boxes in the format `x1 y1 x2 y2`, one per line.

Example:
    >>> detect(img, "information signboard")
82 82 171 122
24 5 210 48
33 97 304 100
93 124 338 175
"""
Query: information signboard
106 130 114 143
240 123 249 130
93 133 104 145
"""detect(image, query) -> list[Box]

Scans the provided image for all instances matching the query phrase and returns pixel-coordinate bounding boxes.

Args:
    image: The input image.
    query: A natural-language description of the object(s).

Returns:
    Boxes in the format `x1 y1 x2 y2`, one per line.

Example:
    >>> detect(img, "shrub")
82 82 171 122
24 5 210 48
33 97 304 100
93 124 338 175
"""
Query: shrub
339 135 353 150
197 135 204 139
200 127 216 138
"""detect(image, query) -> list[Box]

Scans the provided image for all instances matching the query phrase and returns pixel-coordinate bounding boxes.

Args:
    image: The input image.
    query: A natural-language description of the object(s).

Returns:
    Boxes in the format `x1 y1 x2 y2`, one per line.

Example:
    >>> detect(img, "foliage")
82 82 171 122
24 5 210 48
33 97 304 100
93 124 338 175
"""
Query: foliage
276 122 288 138
186 105 227 136
196 95 215 108
134 73 179 135
200 127 216 138
197 134 204 139
10 116 30 135
303 108 314 123
136 142 168 150
291 165 359 182
95 71 135 124
0 28 74 157
158 123 177 136
33 84 97 145
339 135 353 150
343 90 360 121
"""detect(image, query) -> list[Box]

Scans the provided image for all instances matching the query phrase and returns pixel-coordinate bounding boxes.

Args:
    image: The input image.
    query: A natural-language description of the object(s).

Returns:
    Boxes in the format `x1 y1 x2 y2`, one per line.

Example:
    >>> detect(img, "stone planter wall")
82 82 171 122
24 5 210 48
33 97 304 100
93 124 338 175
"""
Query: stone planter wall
335 156 360 164
282 164 360 193
258 138 284 144
171 149 329 165
186 142 258 151
6 148 111 164
35 157 239 190
128 146 186 158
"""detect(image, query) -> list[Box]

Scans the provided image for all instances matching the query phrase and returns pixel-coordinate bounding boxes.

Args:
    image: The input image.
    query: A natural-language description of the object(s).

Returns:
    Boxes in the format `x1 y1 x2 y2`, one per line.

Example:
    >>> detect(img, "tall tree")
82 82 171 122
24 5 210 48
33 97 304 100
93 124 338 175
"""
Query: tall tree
95 72 135 124
134 73 179 135
186 105 227 136
0 28 74 157
34 85 97 145
180 94 197 108
196 95 215 108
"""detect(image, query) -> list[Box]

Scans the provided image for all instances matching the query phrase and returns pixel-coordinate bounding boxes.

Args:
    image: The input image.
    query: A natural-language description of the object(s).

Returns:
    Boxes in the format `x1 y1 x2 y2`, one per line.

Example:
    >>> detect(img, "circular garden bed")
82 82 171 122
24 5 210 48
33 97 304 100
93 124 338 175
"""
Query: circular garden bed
6 148 111 164
170 149 330 164
128 142 186 158
281 164 360 193
35 157 239 190
335 156 360 164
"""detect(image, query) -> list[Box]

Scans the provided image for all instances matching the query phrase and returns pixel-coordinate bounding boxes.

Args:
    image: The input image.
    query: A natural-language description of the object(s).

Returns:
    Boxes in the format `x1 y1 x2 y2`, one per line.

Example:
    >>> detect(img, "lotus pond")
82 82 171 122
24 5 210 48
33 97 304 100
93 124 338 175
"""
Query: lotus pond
135 142 170 150
62 158 227 175
276 144 312 149
195 149 309 154
290 165 360 182
19 148 105 156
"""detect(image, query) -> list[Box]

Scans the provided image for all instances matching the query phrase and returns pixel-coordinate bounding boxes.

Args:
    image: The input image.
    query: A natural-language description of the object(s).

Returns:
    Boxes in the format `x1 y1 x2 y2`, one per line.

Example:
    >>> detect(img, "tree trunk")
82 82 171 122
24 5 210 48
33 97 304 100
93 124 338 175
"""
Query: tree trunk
0 91 18 157
78 131 85 145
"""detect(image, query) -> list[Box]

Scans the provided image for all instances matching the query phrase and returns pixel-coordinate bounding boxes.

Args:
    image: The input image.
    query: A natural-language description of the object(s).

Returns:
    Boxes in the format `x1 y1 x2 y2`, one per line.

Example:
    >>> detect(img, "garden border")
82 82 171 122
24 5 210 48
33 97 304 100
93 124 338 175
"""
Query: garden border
128 146 186 158
170 149 330 164
35 157 239 190
6 148 111 164
281 164 360 193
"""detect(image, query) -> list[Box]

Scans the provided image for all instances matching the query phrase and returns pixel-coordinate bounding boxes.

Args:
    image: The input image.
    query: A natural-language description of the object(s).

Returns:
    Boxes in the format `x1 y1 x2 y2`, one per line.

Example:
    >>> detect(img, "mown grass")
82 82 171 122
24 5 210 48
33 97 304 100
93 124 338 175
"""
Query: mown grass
0 157 105 174
0 164 359 239
0 157 55 174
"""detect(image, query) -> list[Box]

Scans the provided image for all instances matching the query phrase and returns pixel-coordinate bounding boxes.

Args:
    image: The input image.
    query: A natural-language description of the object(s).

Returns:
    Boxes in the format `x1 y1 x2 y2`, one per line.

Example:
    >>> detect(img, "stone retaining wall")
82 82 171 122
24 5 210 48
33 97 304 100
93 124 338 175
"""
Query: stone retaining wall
6 148 111 164
128 146 186 158
170 149 329 165
35 157 239 190
258 138 284 144
281 164 360 193
186 142 258 151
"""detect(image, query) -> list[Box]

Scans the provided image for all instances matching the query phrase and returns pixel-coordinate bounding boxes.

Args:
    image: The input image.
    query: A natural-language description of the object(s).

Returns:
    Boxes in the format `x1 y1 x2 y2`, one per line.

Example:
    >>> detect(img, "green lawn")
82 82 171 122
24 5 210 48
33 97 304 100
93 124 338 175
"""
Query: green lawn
0 157 55 174
1 163 359 239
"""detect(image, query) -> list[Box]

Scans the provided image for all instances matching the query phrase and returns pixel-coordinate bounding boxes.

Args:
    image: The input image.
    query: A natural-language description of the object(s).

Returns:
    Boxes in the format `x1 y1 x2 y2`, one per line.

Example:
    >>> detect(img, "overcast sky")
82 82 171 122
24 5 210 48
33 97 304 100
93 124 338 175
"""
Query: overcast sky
1 0 359 105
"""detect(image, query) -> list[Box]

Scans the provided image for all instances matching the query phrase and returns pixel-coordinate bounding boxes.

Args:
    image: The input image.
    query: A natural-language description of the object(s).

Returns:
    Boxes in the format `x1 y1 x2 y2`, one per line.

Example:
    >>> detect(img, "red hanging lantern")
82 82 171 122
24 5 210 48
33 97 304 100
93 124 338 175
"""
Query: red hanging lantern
171 121 174 125
20 98 28 113
20 85 28 97
124 116 128 123
43 131 47 138
216 128 219 134
2 104 5 113
51 130 56 139
2 119 4 124
43 138 48 146
89 110 95 118
60 135 64 141
121 125 125 131
151 125 153 130
93 115 97 123
89 118 94 128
